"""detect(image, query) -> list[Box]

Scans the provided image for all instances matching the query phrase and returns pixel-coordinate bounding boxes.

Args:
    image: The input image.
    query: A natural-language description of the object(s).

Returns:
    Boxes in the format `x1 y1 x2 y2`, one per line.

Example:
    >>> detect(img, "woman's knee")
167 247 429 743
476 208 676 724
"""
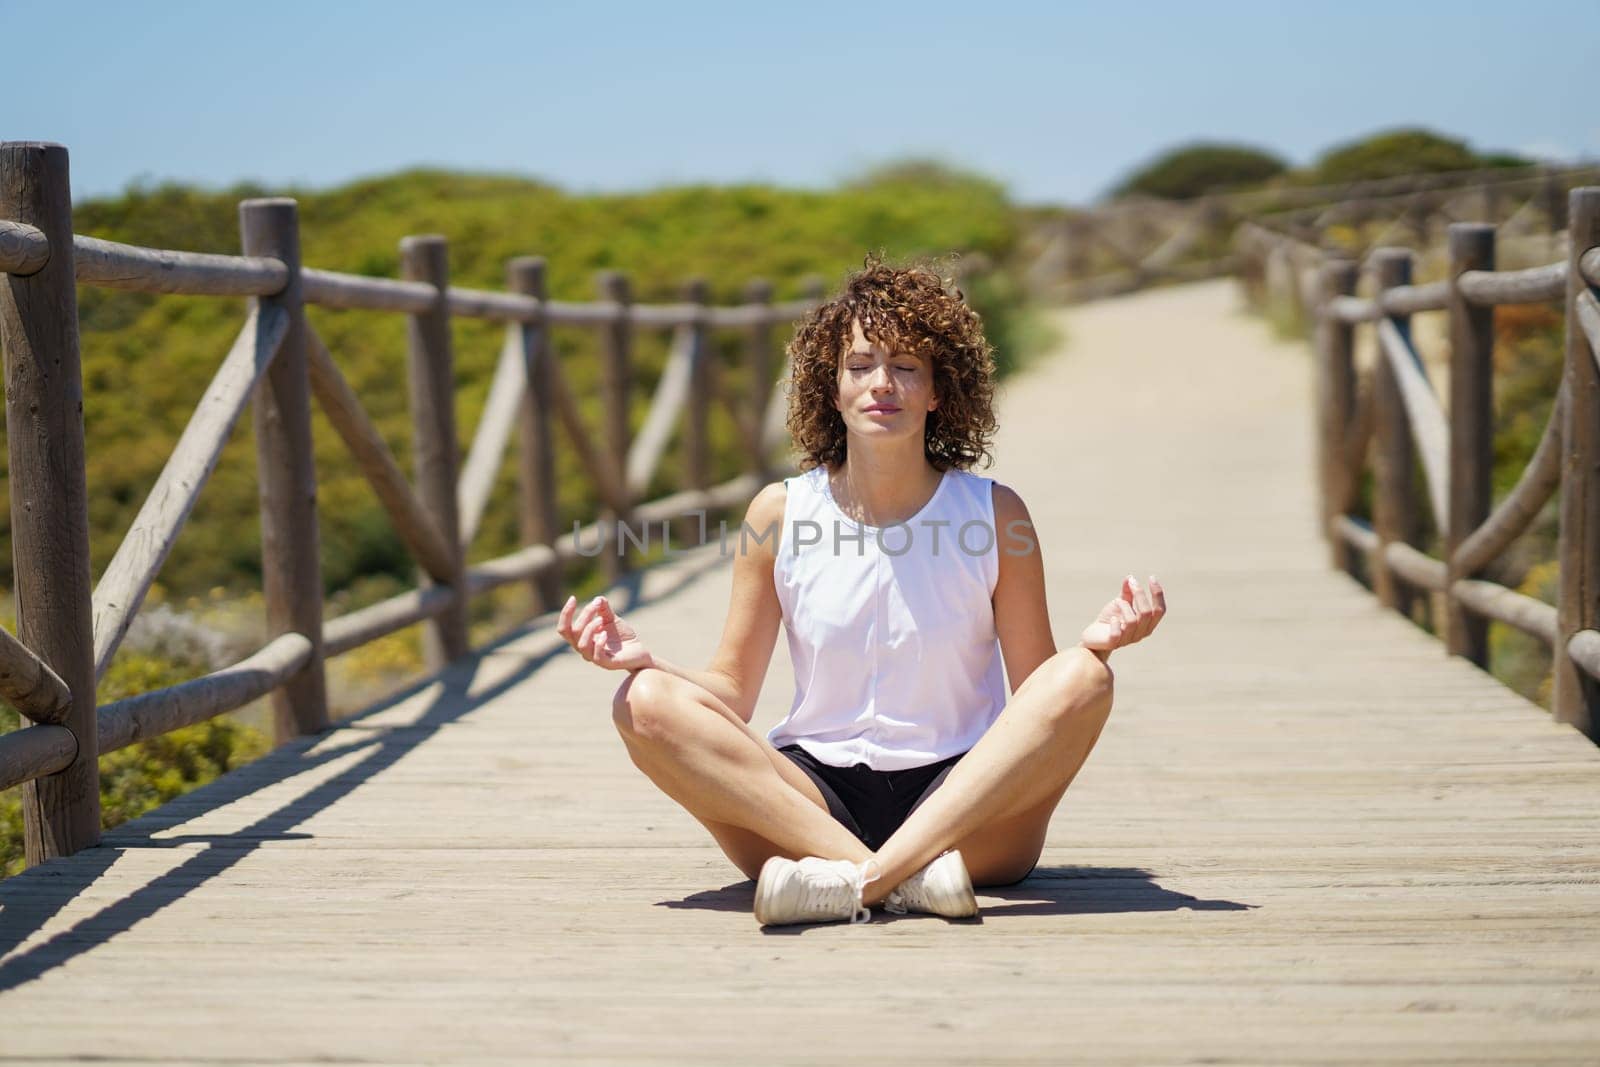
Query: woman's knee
611 667 681 743
1036 646 1114 729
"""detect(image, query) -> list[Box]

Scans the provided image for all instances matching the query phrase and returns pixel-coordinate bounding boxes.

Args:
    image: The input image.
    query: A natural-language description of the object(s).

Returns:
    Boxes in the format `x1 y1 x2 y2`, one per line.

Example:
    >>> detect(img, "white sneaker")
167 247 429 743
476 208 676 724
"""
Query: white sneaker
753 856 882 926
883 849 978 918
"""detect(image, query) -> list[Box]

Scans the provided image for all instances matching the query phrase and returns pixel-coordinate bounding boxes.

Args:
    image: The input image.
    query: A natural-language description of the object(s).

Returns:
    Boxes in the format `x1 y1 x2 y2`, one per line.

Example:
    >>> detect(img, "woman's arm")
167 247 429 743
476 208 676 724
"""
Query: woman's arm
991 482 1062 693
621 482 786 724
560 484 785 721
990 483 1166 683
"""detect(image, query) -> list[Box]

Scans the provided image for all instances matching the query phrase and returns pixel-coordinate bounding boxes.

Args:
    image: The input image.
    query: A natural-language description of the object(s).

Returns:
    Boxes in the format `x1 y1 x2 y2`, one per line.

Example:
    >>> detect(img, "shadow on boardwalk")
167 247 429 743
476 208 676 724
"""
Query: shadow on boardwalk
660 865 1254 931
0 548 728 993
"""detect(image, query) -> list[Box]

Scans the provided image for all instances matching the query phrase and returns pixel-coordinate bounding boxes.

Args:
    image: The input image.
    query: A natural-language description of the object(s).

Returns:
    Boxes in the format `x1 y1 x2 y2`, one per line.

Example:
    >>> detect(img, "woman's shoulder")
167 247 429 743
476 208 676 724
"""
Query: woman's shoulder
945 466 1014 496
972 475 1029 525
746 479 790 529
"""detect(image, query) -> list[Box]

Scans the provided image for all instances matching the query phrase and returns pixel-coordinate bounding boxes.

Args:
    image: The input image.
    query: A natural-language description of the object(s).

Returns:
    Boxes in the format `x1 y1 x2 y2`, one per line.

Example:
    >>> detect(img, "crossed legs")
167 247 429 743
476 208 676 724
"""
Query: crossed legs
611 645 1114 905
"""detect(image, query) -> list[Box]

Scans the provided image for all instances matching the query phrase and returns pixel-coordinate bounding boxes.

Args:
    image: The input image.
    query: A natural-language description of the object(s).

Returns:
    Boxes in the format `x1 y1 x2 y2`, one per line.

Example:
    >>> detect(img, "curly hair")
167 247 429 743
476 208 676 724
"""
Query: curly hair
784 253 998 473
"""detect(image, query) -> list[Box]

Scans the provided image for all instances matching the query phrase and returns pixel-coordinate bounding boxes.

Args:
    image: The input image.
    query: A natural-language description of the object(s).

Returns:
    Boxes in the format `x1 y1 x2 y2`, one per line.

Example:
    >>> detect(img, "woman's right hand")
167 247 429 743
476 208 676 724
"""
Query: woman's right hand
557 594 654 672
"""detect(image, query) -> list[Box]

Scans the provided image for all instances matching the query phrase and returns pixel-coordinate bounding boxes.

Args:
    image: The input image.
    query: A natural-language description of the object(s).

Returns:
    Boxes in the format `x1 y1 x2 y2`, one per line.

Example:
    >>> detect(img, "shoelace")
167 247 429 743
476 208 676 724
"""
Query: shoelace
881 853 945 915
800 858 881 924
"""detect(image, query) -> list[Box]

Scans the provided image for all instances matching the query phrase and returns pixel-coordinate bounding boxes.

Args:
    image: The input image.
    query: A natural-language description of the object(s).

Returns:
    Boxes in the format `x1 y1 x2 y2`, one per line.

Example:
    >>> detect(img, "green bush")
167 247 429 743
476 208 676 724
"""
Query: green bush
1111 143 1287 200
1312 128 1529 184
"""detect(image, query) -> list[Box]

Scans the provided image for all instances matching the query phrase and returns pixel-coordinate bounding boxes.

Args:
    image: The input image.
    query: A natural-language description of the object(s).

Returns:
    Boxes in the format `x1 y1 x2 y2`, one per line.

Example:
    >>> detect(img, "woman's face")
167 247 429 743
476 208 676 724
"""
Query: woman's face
832 316 938 444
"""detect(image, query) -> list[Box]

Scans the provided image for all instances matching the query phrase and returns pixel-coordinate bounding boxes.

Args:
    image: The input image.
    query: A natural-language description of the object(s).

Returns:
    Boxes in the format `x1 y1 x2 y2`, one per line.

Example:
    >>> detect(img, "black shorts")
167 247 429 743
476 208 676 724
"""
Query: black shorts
777 743 966 852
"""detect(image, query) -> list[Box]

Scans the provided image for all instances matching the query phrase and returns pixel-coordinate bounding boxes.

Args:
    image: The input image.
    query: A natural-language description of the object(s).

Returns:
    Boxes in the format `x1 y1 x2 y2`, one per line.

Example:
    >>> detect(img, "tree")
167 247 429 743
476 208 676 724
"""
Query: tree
1313 128 1492 184
1110 143 1287 200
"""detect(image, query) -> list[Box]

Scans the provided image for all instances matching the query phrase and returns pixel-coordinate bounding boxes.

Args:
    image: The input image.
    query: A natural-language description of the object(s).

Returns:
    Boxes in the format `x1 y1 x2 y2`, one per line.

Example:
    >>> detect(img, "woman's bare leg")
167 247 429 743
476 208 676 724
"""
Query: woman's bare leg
861 645 1114 906
612 668 875 879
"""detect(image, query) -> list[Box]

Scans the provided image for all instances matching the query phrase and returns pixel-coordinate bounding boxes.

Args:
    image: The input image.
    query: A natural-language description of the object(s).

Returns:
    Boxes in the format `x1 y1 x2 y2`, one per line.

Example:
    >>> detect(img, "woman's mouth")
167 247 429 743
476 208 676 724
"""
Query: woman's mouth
865 405 900 415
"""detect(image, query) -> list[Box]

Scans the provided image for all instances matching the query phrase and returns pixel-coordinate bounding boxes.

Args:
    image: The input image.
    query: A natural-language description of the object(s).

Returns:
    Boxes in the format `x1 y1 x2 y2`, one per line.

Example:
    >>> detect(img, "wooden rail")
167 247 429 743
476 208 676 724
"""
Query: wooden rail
1243 188 1600 739
1026 163 1600 304
0 140 822 866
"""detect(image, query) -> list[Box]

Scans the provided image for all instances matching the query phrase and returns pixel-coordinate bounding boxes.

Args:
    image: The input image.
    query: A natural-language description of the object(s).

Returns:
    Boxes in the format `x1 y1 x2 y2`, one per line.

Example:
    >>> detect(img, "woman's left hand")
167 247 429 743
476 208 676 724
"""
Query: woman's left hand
1079 575 1166 655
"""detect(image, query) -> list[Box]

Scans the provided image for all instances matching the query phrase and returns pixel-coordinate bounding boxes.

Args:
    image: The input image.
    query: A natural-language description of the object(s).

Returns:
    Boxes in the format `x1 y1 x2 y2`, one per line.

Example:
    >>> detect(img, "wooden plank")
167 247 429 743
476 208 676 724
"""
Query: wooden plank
91 305 290 680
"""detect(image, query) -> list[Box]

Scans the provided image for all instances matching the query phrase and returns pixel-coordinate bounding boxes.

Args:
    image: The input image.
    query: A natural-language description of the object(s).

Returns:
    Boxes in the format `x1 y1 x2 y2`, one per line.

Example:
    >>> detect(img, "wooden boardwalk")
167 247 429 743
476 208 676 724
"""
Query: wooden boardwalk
2 279 1597 1064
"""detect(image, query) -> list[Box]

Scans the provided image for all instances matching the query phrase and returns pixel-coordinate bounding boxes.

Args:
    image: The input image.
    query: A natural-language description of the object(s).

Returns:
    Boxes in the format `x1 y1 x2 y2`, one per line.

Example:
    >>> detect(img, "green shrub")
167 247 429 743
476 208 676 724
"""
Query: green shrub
1111 143 1287 200
1312 128 1529 184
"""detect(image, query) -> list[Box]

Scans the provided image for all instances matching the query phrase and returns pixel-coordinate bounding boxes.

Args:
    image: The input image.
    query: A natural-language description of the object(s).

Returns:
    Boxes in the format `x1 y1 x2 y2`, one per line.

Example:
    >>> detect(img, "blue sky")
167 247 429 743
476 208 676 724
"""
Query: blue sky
5 0 1595 206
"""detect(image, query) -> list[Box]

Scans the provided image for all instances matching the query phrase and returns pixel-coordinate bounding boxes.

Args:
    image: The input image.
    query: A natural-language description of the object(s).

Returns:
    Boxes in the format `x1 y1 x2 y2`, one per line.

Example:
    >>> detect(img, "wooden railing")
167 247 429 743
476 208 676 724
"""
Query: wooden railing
0 141 818 865
1028 162 1599 304
1238 187 1600 739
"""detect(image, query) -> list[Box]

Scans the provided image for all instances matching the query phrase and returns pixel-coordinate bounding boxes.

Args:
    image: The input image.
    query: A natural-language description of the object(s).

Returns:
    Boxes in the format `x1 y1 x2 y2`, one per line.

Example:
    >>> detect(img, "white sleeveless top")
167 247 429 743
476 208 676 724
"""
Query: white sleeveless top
765 464 1008 771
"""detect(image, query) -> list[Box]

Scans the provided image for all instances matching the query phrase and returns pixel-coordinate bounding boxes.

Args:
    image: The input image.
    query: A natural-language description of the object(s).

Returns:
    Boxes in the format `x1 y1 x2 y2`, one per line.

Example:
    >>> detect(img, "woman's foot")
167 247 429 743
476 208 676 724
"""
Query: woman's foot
883 849 978 918
753 856 882 926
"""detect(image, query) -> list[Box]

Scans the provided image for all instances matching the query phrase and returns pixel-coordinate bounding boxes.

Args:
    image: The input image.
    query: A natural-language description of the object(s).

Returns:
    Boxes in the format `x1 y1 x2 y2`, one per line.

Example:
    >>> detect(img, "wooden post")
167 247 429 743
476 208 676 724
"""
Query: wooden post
0 142 100 861
1542 167 1568 233
1445 224 1496 665
1063 218 1090 284
508 257 562 614
1370 248 1421 619
1316 259 1360 576
239 199 329 742
401 235 469 666
743 278 774 482
596 270 634 578
1554 189 1600 734
682 278 713 495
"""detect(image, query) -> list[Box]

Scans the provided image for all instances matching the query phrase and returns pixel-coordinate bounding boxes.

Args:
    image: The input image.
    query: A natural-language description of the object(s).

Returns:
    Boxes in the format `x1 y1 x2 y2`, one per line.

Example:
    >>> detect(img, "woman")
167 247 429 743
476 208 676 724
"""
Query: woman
557 255 1166 926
